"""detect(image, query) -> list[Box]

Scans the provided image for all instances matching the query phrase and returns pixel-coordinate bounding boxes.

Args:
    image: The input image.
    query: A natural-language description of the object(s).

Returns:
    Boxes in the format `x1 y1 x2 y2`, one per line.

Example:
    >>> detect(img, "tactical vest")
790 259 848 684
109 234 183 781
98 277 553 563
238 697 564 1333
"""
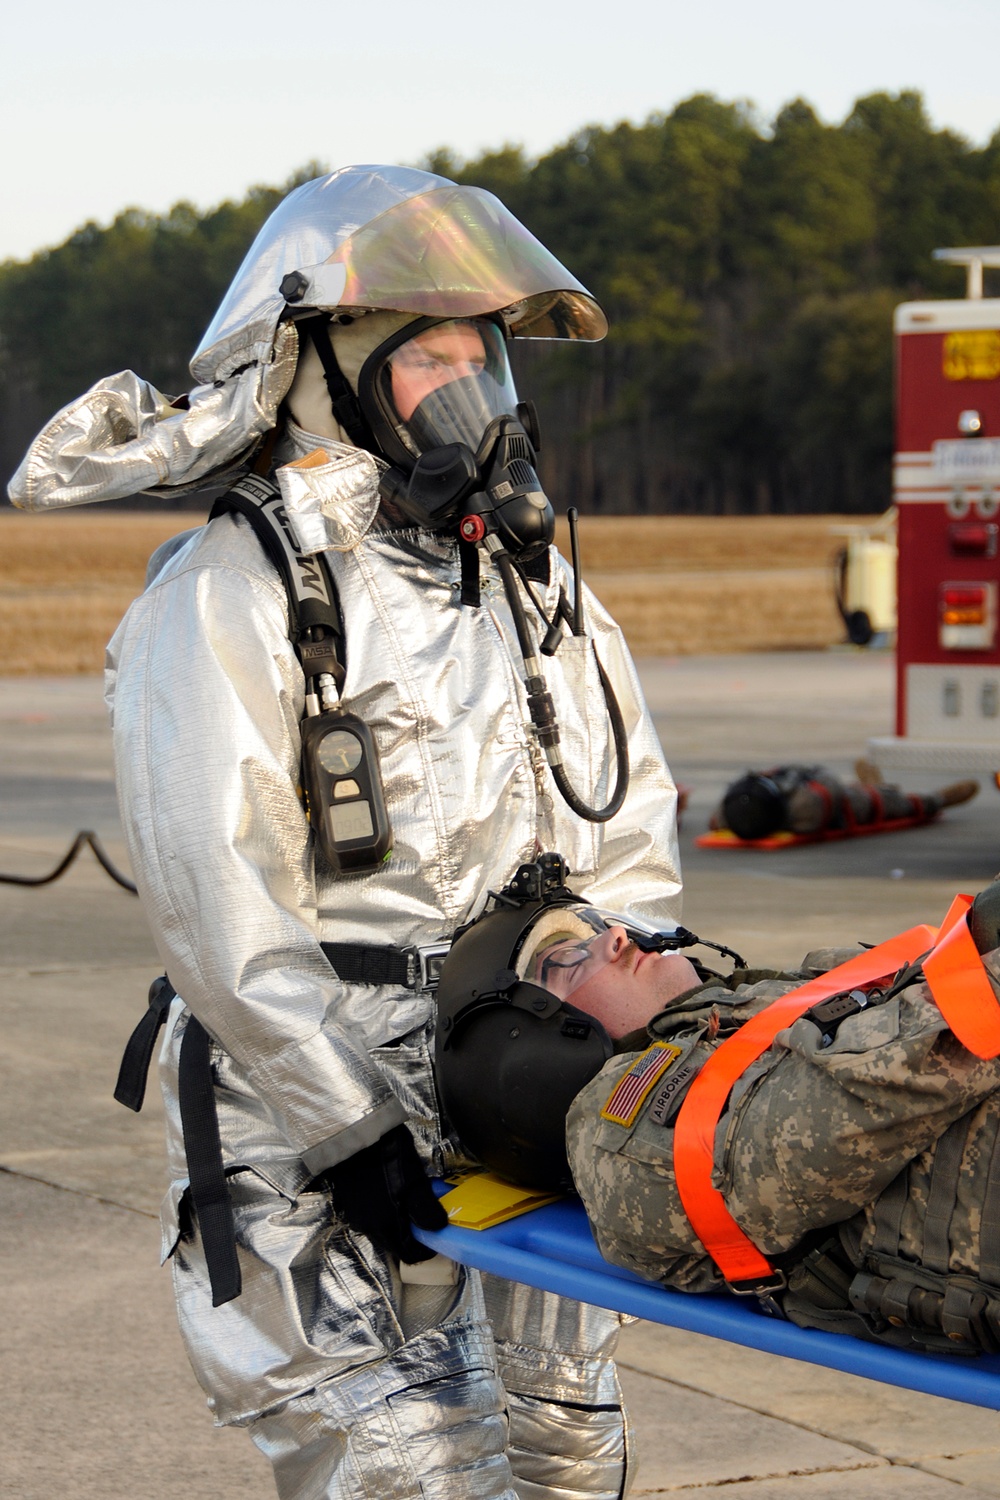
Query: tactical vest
785 1094 1000 1357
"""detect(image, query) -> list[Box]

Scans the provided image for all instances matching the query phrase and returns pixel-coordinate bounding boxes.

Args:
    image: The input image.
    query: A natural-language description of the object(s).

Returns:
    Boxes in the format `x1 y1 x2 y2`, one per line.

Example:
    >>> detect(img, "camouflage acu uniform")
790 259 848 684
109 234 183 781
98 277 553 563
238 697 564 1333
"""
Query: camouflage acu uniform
567 946 1000 1349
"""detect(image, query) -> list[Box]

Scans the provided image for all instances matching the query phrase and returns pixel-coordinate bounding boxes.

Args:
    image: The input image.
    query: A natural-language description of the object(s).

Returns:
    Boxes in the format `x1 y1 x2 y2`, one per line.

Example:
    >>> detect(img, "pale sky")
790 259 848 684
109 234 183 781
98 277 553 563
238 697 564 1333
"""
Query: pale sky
3 0 998 263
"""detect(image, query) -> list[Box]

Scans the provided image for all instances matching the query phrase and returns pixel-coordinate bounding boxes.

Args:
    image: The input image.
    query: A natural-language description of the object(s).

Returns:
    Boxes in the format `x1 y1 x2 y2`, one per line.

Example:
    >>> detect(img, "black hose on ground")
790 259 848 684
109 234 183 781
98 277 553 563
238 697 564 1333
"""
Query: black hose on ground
0 830 138 894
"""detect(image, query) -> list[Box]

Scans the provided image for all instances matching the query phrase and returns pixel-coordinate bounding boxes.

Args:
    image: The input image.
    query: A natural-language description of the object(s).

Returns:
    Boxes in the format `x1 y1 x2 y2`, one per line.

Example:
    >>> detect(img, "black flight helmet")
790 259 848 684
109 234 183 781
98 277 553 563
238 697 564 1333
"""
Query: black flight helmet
435 891 614 1189
722 772 786 840
435 854 747 1190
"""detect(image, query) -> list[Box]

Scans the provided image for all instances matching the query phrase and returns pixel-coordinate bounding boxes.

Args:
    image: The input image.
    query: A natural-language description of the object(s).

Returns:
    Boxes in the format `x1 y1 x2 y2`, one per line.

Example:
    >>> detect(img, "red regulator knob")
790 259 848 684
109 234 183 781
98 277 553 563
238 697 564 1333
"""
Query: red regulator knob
459 514 487 543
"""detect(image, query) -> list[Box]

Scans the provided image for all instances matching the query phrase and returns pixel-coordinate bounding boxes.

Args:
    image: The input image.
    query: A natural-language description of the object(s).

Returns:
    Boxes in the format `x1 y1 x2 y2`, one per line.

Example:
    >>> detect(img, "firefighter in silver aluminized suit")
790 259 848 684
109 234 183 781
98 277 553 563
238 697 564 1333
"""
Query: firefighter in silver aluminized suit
9 167 682 1500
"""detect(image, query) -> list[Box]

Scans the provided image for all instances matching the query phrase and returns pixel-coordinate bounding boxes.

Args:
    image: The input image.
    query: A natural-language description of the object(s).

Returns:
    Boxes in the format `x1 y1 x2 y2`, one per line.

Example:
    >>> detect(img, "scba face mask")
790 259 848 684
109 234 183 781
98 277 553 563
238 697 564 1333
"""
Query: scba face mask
360 316 554 560
366 316 515 456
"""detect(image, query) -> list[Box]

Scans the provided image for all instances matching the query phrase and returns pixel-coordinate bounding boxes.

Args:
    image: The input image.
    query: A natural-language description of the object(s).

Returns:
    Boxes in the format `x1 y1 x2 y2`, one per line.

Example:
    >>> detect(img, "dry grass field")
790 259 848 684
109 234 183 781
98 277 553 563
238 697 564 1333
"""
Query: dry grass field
553 515 847 656
0 510 855 673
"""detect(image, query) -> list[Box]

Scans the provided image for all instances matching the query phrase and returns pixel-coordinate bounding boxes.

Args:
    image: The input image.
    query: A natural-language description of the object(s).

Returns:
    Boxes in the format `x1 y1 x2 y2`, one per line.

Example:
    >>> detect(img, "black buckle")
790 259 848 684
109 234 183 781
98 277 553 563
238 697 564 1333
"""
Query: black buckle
804 988 870 1048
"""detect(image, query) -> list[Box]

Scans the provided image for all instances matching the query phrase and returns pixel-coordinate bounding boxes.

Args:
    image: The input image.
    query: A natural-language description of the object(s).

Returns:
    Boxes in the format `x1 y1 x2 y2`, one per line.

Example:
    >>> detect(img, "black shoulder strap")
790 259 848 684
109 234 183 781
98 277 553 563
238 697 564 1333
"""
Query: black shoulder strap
210 474 345 688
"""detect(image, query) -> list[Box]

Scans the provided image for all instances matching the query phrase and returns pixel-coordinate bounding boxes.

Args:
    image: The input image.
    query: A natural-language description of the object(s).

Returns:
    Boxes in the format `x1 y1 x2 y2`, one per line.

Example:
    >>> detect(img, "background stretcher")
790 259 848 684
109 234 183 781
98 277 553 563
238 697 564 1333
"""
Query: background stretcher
695 813 935 850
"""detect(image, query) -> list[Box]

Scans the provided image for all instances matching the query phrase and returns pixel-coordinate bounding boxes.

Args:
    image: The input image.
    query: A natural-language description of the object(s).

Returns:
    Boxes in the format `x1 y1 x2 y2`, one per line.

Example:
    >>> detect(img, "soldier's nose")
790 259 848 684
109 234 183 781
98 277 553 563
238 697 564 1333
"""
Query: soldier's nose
604 926 630 962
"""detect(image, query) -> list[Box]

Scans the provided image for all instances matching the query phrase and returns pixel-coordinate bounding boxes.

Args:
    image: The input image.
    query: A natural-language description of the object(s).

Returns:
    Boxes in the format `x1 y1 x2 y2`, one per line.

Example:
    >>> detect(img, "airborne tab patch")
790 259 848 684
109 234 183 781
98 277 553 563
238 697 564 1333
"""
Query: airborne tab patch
600 1041 683 1127
648 1057 700 1126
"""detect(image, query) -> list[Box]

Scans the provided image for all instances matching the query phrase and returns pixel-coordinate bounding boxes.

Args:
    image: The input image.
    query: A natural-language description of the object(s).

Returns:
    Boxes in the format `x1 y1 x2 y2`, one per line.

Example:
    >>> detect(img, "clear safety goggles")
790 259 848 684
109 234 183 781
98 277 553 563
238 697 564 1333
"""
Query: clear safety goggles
363 316 519 458
516 905 669 1003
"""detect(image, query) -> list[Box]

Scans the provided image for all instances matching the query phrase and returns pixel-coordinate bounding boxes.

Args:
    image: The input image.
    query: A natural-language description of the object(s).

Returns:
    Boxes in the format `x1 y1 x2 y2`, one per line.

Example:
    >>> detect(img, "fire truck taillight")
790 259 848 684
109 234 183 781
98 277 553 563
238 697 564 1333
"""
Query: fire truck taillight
939 582 997 649
949 521 999 557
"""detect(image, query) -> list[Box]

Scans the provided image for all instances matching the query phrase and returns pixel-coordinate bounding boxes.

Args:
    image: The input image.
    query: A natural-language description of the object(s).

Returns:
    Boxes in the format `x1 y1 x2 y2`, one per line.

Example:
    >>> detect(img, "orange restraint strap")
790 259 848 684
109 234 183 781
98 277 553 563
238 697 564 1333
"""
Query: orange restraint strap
672 896 1000 1288
672 923 938 1287
923 894 1000 1060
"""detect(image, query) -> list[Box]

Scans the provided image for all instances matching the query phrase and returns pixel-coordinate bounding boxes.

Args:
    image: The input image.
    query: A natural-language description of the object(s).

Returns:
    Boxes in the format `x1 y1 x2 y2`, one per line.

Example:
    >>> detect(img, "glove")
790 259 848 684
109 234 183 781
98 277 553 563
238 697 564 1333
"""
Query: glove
327 1123 448 1263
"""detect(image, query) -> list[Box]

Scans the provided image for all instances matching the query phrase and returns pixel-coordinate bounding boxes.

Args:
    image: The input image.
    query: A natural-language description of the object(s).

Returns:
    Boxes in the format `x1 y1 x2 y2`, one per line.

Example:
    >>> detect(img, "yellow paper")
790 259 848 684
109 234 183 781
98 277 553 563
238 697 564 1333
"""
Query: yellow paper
439 1170 563 1230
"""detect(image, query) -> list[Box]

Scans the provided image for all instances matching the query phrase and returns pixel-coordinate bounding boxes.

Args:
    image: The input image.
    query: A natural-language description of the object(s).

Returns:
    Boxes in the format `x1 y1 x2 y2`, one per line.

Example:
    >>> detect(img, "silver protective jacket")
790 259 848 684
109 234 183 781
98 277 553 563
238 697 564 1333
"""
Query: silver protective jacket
105 476 680 1449
106 496 682 1190
20 164 675 1482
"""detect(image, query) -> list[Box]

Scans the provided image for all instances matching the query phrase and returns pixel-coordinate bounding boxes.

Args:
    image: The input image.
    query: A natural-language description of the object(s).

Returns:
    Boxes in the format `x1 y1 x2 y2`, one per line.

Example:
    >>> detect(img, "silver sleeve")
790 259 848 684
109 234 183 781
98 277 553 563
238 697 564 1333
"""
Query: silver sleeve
8 326 297 512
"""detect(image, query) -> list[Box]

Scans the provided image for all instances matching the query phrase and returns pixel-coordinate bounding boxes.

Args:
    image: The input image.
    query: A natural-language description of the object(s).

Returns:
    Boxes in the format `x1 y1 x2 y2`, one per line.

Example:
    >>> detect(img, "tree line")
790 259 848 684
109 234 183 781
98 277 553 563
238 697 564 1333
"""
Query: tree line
2 92 999 514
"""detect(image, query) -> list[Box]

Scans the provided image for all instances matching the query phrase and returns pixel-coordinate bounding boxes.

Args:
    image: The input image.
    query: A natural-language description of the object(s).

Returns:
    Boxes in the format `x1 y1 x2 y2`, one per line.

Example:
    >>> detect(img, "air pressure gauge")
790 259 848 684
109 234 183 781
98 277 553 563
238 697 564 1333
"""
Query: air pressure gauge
301 711 392 872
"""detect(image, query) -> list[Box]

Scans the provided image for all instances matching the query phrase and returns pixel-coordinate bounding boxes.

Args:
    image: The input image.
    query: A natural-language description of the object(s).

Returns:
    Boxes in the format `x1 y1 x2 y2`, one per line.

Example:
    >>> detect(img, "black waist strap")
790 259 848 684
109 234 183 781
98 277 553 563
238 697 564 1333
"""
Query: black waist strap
114 942 446 1118
112 938 450 1309
321 941 449 991
114 979 241 1306
114 976 177 1112
322 942 411 987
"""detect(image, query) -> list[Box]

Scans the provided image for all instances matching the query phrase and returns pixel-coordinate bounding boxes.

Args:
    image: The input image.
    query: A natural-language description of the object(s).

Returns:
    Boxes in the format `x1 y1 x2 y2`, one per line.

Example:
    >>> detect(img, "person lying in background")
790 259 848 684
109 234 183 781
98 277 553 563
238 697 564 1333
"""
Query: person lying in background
711 762 978 840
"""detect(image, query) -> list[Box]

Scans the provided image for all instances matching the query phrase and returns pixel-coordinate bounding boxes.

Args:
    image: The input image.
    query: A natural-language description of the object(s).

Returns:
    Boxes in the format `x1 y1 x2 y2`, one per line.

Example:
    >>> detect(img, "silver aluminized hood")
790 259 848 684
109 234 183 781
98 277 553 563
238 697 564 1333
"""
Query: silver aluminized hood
8 165 606 531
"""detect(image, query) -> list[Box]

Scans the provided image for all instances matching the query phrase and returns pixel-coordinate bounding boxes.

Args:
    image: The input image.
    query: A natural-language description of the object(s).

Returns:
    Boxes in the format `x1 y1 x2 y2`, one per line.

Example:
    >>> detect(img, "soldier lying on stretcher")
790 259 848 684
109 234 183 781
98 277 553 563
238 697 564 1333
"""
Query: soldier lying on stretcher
711 762 978 840
435 859 1000 1356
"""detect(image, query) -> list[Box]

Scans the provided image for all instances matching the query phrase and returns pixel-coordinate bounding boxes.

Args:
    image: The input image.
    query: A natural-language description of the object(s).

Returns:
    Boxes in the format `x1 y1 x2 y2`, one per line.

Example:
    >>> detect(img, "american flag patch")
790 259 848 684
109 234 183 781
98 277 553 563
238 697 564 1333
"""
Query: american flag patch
600 1041 683 1127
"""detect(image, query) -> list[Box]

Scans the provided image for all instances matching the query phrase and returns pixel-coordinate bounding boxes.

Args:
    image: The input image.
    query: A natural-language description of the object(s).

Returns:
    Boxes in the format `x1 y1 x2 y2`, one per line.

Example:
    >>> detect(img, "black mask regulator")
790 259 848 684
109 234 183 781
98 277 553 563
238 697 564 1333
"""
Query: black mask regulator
379 408 554 561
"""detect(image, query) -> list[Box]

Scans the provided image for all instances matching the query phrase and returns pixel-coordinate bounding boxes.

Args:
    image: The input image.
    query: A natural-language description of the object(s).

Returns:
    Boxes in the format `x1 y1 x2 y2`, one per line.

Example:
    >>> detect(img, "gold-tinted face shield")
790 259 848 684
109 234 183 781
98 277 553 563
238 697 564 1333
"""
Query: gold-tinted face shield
193 166 606 389
322 187 606 339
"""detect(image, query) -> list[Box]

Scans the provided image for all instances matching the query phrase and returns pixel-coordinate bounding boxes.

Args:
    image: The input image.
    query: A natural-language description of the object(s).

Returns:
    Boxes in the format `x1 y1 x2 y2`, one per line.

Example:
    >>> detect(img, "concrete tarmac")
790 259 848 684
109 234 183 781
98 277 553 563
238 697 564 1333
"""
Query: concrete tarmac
2 656 1000 1498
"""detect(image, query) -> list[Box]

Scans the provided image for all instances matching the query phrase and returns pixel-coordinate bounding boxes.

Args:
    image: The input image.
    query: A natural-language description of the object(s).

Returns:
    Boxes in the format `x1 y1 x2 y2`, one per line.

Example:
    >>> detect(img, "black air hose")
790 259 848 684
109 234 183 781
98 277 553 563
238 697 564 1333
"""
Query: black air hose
0 830 137 893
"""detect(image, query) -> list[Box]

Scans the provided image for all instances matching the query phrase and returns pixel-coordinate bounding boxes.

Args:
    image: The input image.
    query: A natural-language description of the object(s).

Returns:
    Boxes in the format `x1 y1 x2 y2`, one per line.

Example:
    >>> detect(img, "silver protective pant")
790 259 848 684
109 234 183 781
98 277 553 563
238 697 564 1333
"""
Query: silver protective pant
171 1165 631 1500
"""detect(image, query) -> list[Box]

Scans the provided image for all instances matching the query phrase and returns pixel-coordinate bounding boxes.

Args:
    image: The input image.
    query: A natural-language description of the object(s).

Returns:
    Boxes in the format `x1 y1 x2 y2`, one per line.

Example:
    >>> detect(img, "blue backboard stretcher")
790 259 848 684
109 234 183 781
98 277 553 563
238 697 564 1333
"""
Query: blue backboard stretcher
414 1195 1000 1411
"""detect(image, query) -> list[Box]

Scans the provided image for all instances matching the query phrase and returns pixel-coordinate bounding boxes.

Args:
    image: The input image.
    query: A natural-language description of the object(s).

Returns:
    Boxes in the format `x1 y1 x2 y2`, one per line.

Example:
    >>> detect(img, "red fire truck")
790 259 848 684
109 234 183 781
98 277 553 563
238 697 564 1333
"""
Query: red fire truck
869 248 1000 779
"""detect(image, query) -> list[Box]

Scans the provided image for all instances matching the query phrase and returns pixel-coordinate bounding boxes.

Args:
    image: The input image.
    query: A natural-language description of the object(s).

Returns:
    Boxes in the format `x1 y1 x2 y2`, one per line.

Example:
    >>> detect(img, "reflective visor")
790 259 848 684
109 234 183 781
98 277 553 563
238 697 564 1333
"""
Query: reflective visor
192 169 607 386
320 188 606 340
369 318 518 457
